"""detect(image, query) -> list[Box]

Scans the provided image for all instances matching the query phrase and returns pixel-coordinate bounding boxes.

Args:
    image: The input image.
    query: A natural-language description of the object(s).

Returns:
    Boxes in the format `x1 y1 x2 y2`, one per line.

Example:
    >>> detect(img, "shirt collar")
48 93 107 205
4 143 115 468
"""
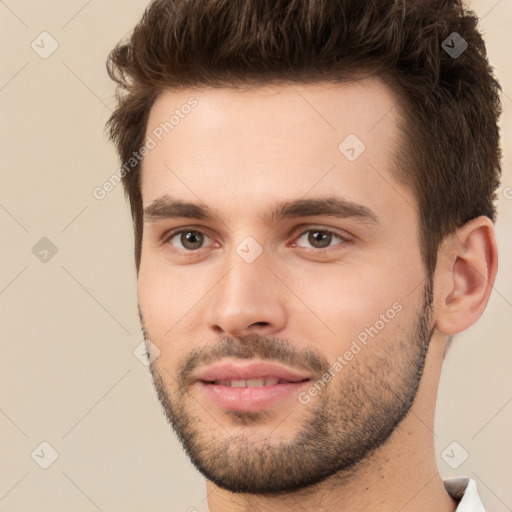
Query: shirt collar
444 478 486 512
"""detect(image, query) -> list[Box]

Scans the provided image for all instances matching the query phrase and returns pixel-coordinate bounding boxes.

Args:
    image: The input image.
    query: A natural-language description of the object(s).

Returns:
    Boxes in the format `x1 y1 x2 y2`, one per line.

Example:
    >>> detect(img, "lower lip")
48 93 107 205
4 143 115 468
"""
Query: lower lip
198 381 310 412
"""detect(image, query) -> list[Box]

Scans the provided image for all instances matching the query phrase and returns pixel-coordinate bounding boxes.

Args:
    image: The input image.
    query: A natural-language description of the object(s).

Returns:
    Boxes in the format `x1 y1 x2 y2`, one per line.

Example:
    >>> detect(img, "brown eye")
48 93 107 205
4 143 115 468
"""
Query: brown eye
168 230 210 251
308 231 332 248
294 228 348 250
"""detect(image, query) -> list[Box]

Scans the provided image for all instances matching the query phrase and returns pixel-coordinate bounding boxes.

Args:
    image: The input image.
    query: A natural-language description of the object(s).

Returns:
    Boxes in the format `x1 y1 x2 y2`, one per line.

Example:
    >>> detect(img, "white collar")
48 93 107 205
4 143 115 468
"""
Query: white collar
444 478 486 512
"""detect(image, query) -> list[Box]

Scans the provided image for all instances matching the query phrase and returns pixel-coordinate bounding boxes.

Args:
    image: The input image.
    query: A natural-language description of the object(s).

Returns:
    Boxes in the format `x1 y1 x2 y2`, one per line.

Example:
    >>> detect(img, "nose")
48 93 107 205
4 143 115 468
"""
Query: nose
204 249 288 338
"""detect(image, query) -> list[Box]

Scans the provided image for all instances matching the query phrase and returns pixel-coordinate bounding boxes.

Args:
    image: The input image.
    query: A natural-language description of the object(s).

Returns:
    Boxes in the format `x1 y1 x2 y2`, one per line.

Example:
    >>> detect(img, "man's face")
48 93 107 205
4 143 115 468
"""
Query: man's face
138 78 433 493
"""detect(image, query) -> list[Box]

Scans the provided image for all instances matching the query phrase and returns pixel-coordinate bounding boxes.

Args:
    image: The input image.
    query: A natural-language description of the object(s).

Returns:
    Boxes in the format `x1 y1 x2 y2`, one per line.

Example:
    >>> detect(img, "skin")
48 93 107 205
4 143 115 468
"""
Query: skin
137 77 497 512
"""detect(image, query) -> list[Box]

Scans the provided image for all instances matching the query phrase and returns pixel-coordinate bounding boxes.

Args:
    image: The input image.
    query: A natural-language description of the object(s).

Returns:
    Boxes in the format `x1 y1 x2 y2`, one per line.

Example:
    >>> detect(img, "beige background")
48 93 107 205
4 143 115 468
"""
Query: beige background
0 1 511 510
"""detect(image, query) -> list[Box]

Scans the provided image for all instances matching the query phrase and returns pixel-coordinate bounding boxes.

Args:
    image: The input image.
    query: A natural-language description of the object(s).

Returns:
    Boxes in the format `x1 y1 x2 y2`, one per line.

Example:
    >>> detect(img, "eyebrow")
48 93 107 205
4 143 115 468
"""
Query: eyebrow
143 194 380 226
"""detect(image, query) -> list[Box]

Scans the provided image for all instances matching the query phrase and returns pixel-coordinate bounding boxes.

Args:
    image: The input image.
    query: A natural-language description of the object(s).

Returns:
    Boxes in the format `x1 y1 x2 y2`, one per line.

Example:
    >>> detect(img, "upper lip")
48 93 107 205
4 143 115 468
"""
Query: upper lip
193 360 312 383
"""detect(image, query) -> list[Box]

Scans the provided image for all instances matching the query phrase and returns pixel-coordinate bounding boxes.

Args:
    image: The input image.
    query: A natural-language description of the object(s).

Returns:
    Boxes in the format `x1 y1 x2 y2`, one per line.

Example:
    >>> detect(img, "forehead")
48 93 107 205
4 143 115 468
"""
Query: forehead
140 78 409 220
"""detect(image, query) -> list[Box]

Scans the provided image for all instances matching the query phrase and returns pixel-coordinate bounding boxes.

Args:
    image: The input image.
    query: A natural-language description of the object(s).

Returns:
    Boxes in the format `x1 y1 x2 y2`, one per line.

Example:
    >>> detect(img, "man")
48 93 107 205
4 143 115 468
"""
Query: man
105 0 501 510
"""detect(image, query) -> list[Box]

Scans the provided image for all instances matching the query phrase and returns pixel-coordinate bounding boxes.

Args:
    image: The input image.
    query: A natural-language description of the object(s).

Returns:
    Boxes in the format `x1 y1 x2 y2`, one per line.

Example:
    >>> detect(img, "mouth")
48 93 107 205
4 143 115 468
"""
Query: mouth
205 377 302 387
193 360 312 412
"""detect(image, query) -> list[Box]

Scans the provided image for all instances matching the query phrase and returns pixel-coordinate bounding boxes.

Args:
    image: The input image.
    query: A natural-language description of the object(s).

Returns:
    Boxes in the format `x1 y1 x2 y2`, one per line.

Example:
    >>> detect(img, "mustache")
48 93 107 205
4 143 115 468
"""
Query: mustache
177 334 331 388
138 308 331 387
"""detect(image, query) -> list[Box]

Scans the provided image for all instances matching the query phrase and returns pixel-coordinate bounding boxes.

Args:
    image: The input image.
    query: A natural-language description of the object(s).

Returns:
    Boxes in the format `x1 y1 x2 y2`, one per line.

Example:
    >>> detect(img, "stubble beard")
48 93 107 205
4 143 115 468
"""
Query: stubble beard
144 281 434 495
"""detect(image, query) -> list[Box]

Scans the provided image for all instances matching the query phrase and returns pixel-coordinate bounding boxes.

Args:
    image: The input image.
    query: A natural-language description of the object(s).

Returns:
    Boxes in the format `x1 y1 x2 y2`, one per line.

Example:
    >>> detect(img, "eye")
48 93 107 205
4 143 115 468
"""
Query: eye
165 229 213 251
162 226 350 255
293 228 349 250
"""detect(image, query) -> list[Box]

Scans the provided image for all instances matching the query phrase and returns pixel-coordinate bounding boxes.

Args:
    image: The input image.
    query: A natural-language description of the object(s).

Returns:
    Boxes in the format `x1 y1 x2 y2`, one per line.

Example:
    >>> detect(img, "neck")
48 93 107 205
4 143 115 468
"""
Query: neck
206 336 458 512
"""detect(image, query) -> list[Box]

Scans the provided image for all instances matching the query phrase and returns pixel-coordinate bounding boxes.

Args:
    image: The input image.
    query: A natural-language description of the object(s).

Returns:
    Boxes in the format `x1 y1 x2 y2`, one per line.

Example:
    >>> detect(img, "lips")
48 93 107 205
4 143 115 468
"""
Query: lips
193 360 312 412
213 377 281 387
193 360 311 385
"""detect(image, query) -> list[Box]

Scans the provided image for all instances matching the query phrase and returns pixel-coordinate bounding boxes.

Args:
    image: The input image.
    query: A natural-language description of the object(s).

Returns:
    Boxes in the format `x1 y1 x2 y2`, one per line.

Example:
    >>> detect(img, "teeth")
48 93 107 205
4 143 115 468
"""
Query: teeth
246 378 265 387
214 377 282 387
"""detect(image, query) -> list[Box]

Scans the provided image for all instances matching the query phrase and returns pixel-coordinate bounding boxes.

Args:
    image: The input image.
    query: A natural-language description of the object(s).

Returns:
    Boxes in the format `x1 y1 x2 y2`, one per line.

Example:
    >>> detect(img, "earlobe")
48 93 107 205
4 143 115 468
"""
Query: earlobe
434 217 498 335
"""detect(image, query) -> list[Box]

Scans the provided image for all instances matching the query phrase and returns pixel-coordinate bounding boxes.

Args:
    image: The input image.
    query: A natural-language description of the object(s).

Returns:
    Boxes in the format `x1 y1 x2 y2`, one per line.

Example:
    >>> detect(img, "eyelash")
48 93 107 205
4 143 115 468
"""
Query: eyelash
162 226 351 255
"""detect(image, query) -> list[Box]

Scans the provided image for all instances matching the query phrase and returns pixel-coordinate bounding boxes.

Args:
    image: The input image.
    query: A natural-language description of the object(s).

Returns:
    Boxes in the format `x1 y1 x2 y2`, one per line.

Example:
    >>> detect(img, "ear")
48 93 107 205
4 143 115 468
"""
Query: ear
434 216 498 335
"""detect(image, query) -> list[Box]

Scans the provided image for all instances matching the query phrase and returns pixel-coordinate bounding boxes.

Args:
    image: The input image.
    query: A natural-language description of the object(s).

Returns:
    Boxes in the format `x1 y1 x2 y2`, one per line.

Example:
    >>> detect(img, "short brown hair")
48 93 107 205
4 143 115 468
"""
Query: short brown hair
106 0 502 275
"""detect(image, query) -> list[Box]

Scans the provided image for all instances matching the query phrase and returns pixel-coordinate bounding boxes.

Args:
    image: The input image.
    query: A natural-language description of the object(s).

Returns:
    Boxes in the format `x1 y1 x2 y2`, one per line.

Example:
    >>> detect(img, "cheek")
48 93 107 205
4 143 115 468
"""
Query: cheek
137 262 184 346
288 256 421 347
137 259 213 360
138 262 168 325
138 249 199 315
